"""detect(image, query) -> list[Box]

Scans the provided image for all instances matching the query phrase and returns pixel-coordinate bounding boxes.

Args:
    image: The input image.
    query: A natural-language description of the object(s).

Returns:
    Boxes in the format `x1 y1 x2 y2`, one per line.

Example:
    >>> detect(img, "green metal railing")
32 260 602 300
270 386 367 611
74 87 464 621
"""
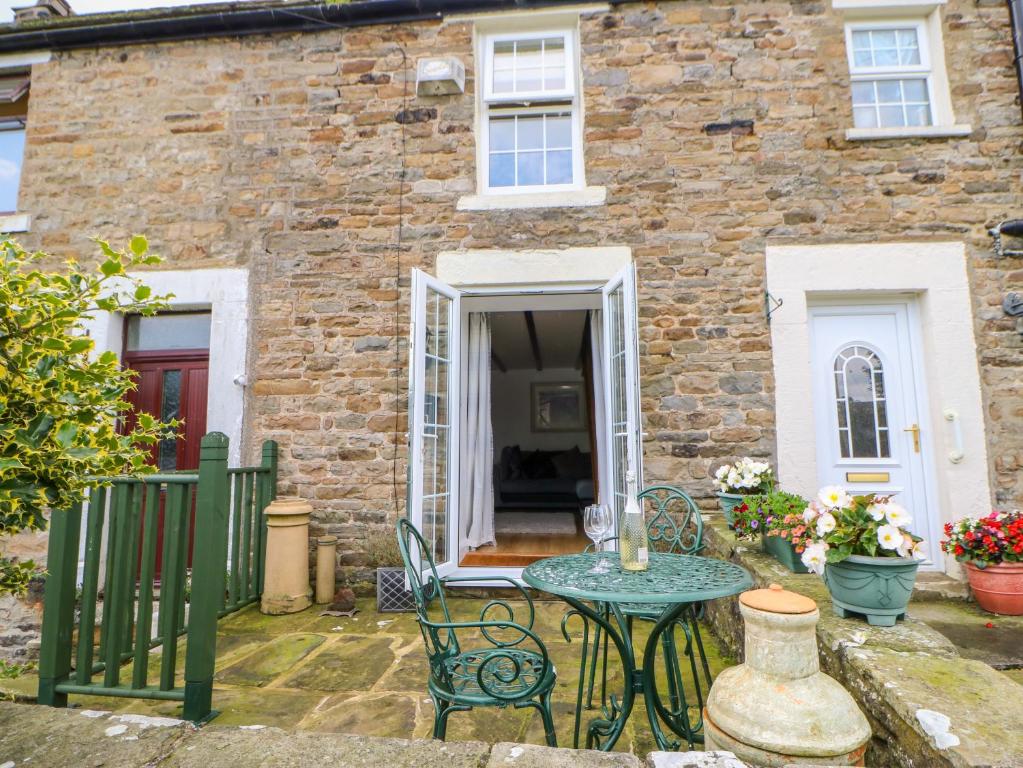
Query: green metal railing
37 432 279 722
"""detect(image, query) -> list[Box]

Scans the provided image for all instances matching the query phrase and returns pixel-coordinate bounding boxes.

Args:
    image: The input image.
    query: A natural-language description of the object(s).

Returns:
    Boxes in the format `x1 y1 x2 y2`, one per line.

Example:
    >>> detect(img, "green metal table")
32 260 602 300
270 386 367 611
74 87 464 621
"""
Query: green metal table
522 552 752 752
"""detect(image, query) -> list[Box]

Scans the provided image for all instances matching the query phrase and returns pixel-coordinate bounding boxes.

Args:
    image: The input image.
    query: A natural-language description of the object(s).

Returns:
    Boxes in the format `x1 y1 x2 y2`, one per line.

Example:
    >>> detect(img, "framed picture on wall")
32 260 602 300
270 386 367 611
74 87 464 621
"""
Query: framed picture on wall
531 382 587 432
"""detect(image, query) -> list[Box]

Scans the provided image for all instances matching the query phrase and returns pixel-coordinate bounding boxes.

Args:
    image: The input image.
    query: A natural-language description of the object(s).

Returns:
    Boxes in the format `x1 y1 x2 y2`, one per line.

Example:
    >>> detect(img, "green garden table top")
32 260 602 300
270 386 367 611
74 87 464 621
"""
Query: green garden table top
522 552 753 605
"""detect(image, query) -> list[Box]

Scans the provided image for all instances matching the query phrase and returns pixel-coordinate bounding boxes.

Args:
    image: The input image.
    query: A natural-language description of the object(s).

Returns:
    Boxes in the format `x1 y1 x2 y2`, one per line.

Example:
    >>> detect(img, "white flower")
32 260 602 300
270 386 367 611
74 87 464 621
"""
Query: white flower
877 524 904 551
802 501 821 524
866 503 886 522
816 511 837 537
801 541 829 576
715 465 728 480
818 486 851 511
883 503 912 528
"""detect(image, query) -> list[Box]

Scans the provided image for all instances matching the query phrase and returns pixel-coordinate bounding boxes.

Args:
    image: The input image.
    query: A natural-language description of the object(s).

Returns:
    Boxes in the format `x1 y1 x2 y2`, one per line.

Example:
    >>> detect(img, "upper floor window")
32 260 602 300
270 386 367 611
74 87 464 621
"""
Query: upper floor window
846 22 933 130
0 72 29 215
479 28 582 194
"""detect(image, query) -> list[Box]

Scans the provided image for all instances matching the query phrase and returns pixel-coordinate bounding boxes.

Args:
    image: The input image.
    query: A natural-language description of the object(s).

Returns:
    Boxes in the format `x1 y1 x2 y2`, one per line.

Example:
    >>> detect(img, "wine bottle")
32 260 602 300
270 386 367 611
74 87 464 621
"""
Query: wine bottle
620 470 649 571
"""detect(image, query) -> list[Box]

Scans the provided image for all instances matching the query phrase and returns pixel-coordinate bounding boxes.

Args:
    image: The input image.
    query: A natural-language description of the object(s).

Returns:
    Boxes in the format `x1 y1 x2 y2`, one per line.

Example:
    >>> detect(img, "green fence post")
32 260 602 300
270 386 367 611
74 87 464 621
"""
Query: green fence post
255 440 278 596
38 501 84 707
182 432 229 722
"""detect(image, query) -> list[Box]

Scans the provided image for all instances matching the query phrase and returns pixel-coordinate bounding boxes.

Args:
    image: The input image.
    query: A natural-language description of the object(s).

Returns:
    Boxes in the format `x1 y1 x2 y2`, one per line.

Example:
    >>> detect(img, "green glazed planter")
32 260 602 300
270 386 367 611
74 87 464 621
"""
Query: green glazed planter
764 535 809 574
717 492 745 530
824 554 920 627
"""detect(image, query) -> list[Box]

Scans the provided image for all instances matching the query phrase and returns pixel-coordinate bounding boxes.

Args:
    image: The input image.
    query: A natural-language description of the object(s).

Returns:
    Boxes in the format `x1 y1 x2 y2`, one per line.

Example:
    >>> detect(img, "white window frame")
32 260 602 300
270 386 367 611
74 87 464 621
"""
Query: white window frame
844 19 936 129
840 8 969 140
476 25 585 197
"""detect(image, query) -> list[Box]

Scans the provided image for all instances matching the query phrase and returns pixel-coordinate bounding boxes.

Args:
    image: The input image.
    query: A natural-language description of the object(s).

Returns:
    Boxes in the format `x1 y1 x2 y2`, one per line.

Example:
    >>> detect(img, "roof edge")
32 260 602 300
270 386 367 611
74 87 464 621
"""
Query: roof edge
0 0 612 54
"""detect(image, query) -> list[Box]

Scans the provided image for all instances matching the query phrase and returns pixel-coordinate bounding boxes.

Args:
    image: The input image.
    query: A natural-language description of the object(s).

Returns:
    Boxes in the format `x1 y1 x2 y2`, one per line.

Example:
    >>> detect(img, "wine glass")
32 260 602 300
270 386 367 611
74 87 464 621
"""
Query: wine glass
583 504 613 574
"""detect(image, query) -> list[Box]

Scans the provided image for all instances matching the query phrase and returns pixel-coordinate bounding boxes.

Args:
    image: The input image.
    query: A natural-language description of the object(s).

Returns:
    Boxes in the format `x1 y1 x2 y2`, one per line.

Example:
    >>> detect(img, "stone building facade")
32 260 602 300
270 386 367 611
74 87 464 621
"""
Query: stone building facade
0 0 1021 587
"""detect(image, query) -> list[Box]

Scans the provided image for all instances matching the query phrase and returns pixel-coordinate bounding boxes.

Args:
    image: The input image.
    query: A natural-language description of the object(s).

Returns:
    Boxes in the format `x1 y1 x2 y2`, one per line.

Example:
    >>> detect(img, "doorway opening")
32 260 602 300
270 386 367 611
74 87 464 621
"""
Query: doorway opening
460 309 595 567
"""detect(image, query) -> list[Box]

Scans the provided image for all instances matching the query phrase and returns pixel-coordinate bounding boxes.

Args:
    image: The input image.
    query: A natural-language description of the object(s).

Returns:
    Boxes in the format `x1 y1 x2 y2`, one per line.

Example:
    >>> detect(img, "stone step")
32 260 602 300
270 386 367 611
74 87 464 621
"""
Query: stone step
912 572 971 602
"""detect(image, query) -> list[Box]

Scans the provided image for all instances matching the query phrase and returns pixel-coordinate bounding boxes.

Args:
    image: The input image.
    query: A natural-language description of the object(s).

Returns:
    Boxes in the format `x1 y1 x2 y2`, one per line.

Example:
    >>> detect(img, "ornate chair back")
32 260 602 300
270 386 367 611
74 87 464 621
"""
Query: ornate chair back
637 485 703 555
397 518 460 676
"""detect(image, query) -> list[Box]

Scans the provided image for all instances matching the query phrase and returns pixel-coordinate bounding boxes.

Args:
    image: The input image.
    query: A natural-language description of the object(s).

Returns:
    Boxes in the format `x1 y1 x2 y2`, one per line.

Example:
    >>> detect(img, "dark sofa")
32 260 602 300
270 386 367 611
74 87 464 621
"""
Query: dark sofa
494 445 594 509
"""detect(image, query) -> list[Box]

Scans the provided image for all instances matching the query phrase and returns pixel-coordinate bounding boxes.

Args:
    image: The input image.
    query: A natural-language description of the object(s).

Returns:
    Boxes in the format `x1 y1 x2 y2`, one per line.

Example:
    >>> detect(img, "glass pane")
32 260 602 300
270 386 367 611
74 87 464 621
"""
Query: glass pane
851 81 875 105
517 116 543 150
877 80 902 103
834 346 890 459
874 47 899 66
421 286 452 566
157 370 182 471
545 66 566 91
0 126 25 213
851 30 872 50
126 312 211 351
489 152 515 187
489 117 515 151
872 30 897 48
903 78 928 102
899 45 921 66
546 115 572 148
546 150 573 185
493 66 514 94
853 49 873 68
517 151 543 186
878 105 905 127
906 103 931 126
853 106 878 128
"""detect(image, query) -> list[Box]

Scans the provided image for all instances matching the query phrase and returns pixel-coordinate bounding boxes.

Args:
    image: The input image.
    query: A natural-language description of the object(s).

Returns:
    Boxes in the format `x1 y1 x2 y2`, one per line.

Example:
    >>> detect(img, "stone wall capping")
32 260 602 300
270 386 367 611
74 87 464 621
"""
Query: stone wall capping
703 519 1023 768
844 124 973 141
456 186 607 211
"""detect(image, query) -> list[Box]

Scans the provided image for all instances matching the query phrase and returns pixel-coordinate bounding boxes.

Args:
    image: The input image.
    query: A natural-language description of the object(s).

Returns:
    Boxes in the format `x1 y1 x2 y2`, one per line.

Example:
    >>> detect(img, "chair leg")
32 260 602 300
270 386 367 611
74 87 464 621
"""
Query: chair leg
431 694 454 741
661 625 683 717
539 689 558 748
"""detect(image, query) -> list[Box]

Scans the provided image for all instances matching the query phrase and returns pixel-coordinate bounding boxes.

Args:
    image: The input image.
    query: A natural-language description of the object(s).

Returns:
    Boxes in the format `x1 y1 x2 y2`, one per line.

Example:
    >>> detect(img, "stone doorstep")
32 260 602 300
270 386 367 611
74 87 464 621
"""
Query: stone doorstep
702 521 1023 768
0 702 752 768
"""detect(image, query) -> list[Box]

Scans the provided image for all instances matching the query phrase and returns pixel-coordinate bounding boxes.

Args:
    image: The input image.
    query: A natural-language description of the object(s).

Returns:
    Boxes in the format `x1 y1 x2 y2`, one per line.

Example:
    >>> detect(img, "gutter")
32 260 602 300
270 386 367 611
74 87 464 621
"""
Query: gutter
0 0 608 53
1010 0 1023 124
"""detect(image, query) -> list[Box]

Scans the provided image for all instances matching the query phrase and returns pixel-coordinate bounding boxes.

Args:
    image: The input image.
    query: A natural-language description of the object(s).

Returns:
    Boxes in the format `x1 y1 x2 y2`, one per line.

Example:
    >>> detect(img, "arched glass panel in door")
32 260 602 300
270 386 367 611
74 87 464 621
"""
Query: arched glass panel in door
833 345 890 459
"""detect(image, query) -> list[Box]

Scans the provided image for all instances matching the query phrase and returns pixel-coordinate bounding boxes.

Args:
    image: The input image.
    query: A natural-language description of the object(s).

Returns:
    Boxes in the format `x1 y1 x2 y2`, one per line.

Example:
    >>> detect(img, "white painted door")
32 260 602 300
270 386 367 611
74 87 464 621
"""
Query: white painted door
601 265 643 524
407 269 461 579
810 302 940 566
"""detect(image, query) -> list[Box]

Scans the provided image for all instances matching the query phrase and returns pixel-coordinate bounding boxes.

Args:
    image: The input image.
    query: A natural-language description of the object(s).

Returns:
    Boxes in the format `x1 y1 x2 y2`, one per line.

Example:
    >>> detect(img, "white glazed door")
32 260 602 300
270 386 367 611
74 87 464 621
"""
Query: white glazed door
601 265 643 525
407 269 461 579
810 303 939 566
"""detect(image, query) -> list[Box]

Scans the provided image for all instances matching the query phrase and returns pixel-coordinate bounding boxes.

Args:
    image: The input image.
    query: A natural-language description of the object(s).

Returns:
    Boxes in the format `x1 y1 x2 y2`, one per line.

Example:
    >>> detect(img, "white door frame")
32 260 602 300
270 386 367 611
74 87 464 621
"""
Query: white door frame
809 297 942 566
766 241 993 576
429 249 639 585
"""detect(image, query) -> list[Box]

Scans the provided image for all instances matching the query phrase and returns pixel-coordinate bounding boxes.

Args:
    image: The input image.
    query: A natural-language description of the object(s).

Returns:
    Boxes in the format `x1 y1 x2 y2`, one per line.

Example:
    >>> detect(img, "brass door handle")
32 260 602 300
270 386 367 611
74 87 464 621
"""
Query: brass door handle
903 424 920 453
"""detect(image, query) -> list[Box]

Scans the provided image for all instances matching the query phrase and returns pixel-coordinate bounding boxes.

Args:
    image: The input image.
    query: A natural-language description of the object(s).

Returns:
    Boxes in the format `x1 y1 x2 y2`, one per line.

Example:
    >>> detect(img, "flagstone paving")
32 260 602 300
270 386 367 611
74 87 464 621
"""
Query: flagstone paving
4 598 734 755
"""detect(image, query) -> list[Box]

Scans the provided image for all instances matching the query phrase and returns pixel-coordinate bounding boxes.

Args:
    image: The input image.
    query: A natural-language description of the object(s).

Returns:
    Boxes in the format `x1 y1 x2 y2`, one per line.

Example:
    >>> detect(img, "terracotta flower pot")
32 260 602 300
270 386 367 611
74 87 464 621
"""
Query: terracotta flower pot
965 562 1023 616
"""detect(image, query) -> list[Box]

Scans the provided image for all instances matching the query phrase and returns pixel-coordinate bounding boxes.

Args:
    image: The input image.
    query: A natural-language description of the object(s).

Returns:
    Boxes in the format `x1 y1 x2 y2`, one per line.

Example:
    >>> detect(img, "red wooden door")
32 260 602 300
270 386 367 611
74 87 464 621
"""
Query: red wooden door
124 350 210 577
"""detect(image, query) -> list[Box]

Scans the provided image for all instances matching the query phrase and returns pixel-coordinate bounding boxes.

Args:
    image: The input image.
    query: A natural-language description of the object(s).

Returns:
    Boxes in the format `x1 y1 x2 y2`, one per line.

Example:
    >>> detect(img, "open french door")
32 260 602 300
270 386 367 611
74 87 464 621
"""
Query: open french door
601 264 643 523
407 269 461 580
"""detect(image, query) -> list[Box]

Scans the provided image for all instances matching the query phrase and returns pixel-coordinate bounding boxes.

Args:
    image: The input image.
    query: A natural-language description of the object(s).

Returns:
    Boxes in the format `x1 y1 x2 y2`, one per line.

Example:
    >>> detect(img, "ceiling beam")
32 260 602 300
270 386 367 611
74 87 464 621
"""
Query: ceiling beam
491 349 507 374
524 311 543 371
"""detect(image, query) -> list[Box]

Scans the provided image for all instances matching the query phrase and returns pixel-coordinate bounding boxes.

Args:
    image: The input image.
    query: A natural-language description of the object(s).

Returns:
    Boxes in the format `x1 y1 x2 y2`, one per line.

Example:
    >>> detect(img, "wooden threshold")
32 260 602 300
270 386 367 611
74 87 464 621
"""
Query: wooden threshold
459 521 589 568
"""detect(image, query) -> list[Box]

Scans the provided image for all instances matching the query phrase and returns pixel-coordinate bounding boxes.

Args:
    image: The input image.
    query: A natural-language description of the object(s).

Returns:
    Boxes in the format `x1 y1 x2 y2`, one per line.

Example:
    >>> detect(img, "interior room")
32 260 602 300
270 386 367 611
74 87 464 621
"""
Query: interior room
459 308 598 567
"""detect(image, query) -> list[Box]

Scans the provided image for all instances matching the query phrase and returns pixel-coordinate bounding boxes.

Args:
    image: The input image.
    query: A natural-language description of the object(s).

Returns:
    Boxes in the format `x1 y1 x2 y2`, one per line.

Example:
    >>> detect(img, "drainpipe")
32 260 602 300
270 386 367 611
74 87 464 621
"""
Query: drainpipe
1010 0 1023 124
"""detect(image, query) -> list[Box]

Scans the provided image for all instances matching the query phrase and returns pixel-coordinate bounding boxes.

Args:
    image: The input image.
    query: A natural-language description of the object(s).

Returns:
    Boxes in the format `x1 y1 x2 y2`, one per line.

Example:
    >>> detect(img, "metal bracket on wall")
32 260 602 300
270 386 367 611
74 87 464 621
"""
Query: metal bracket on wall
989 220 1023 257
765 291 783 325
1004 293 1023 338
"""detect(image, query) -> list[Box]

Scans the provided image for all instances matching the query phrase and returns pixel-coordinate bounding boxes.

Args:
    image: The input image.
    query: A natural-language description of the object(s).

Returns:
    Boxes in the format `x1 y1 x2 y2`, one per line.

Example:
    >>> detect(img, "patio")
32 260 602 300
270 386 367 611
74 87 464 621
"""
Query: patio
6 597 733 755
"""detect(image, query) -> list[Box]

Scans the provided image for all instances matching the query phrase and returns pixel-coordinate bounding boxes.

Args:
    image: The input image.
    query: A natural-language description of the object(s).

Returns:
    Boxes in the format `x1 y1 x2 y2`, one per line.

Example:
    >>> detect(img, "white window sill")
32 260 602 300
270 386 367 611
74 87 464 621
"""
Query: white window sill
0 213 31 233
845 124 972 141
457 186 607 212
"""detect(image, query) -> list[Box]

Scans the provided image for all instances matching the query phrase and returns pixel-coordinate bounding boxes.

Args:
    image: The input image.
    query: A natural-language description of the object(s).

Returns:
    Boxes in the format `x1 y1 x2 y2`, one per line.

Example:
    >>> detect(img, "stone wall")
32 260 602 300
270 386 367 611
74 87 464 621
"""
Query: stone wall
11 0 1023 579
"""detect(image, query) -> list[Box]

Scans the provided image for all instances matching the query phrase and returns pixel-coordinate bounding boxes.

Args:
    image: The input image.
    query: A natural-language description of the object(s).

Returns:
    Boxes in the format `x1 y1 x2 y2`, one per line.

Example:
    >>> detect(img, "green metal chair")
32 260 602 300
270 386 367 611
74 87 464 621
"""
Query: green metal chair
396 518 558 745
581 485 707 748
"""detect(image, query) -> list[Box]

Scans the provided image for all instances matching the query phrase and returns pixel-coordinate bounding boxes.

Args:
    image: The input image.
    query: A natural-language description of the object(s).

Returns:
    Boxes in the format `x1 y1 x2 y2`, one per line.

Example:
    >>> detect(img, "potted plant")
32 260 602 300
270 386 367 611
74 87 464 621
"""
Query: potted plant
801 487 925 627
731 490 811 573
365 530 415 613
713 458 774 528
942 511 1023 615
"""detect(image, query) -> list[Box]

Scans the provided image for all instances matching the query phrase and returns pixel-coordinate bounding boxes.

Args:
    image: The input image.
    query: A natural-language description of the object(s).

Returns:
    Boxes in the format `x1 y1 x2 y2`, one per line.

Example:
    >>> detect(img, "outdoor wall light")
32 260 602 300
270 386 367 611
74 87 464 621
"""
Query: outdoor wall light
989 219 1023 257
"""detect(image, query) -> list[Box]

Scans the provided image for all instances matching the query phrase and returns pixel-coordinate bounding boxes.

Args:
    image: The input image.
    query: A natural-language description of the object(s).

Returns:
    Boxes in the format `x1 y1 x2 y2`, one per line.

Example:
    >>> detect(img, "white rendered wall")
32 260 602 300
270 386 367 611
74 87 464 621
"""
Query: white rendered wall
766 242 991 574
84 268 250 466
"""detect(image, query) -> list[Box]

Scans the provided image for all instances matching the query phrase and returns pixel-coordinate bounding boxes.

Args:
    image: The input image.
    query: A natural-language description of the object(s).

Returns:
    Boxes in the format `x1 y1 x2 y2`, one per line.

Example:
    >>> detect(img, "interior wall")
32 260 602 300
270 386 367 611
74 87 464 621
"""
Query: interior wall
491 367 591 454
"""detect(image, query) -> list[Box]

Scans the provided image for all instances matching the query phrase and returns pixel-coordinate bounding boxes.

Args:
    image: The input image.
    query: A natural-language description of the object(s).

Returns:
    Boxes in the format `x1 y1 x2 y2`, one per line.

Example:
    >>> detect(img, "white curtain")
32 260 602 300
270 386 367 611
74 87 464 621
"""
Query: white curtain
589 309 606 507
461 313 495 549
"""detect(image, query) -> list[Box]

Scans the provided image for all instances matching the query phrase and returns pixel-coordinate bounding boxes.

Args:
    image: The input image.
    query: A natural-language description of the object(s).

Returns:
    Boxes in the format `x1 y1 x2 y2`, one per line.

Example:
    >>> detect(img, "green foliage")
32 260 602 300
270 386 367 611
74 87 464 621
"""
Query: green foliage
364 528 403 568
732 490 808 541
0 237 175 599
